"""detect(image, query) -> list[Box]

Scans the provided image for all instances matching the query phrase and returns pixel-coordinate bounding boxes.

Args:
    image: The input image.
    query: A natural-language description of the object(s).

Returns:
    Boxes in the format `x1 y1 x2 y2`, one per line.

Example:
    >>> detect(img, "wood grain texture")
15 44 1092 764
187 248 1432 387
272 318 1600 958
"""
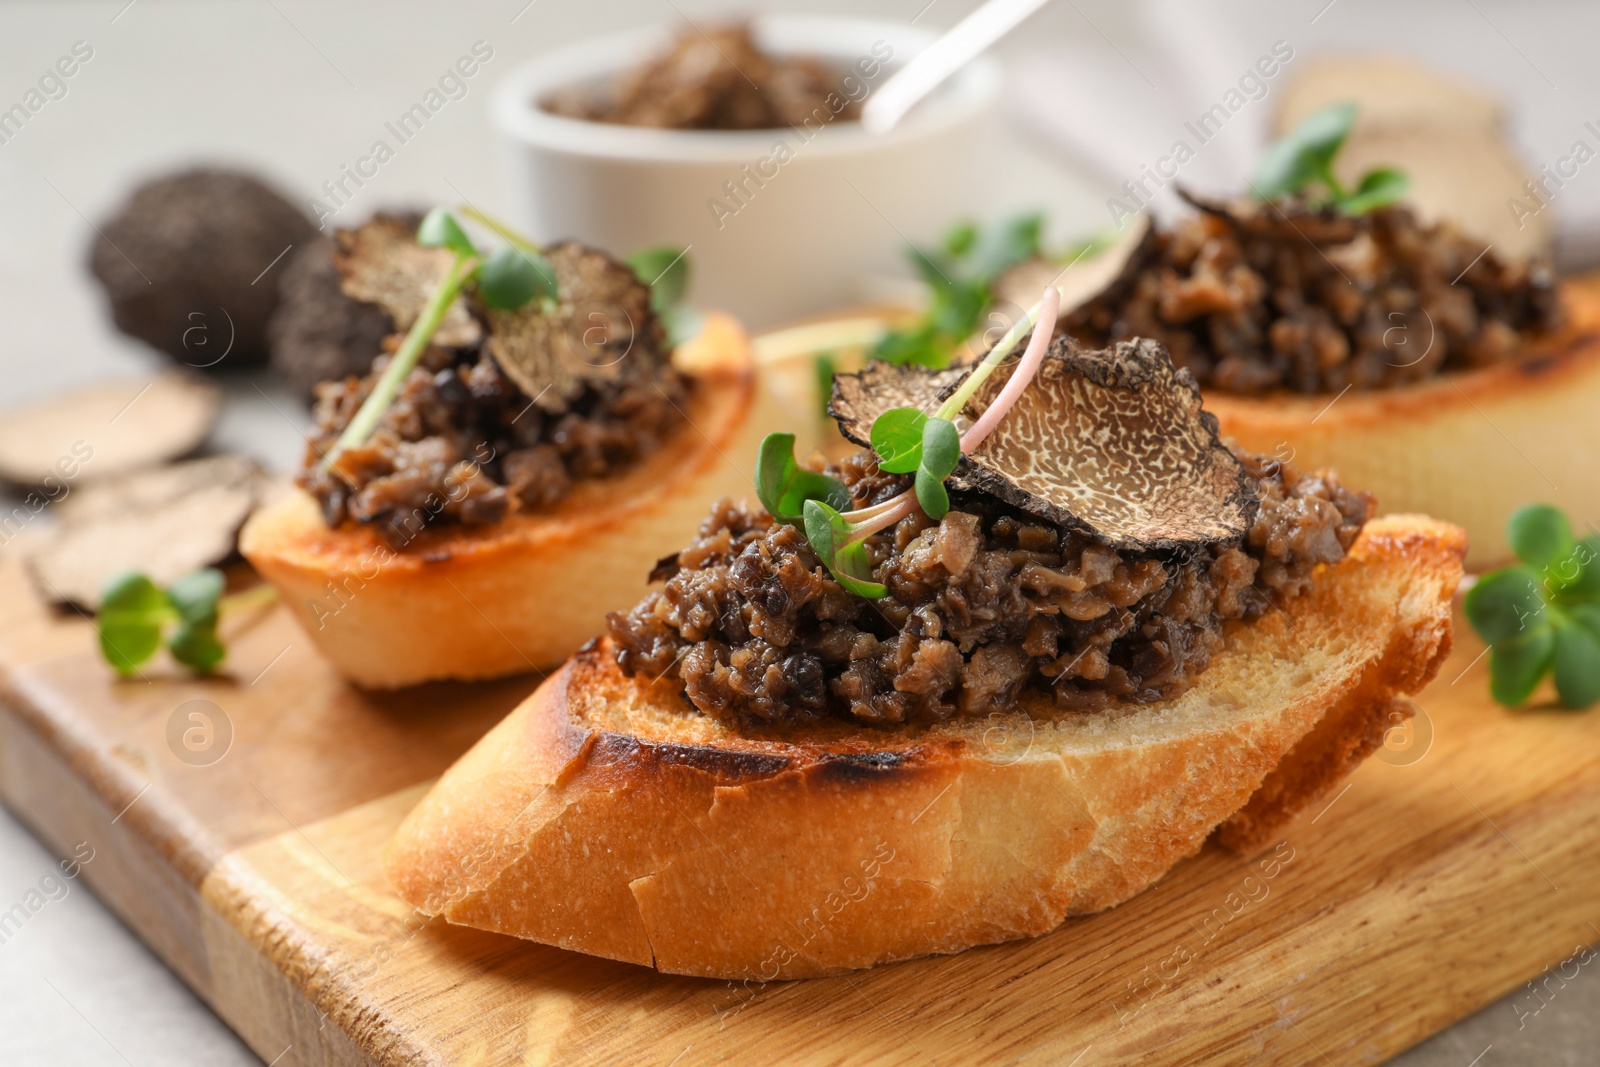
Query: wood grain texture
0 556 1597 1066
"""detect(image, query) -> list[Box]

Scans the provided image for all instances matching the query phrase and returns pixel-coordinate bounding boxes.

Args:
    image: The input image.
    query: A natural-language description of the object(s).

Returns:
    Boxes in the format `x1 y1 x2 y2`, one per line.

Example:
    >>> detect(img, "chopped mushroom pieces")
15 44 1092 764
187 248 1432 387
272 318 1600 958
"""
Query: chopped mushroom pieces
608 448 1369 726
295 219 688 548
609 337 1371 726
543 23 863 130
1061 196 1560 395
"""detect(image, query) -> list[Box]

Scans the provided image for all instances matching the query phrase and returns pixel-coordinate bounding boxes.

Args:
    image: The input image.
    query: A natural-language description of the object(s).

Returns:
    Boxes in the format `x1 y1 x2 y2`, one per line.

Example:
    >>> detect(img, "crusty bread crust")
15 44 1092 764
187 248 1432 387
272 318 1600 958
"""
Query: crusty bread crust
1207 276 1600 570
240 313 782 688
383 515 1465 978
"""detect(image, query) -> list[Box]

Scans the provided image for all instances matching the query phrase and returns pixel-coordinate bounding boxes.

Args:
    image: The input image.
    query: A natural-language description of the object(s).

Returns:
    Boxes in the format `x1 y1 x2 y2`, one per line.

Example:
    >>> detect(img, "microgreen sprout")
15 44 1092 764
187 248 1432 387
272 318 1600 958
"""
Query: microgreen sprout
1253 102 1410 216
625 244 700 347
755 285 1060 597
871 212 1046 371
1465 504 1600 709
97 569 278 676
320 207 557 470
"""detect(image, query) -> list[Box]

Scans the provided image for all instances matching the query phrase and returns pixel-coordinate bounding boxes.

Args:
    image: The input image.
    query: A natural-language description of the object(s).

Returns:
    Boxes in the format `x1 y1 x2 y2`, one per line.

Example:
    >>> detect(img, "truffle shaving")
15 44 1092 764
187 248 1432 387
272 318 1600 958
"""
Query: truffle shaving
952 337 1257 550
0 371 220 487
829 337 1258 552
25 455 265 609
829 361 967 448
333 215 480 348
481 240 670 414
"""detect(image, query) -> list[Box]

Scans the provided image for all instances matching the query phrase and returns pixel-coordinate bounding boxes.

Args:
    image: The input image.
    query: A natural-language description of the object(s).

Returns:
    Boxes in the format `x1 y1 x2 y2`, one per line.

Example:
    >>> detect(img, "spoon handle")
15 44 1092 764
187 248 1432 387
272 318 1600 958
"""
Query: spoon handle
862 0 1053 134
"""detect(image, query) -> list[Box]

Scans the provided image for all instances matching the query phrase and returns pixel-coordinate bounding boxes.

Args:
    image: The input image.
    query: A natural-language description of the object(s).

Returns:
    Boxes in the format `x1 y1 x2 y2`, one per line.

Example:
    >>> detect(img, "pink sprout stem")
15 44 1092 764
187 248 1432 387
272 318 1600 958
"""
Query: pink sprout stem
842 493 920 546
959 284 1058 454
837 286 1060 549
840 495 905 522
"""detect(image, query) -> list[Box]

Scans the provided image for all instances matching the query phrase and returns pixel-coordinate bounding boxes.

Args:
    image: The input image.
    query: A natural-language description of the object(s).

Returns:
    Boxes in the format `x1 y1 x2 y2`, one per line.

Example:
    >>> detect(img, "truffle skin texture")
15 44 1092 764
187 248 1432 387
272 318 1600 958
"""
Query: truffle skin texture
88 167 314 369
830 336 1259 554
268 237 394 399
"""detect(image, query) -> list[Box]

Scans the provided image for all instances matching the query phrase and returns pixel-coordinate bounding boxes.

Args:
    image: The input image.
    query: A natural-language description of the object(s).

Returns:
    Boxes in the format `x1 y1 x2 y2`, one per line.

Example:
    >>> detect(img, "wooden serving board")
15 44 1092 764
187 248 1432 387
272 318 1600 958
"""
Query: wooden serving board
1 554 1597 1067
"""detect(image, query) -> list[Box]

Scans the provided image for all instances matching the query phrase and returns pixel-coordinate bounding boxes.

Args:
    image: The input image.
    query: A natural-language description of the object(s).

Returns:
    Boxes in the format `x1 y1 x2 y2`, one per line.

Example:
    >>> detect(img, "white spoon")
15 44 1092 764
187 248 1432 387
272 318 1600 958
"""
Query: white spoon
861 0 1054 134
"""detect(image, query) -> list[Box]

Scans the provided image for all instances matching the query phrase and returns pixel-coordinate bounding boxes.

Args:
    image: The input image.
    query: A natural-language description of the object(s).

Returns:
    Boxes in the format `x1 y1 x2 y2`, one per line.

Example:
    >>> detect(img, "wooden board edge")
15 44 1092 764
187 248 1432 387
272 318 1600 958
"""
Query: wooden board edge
0 695 372 1066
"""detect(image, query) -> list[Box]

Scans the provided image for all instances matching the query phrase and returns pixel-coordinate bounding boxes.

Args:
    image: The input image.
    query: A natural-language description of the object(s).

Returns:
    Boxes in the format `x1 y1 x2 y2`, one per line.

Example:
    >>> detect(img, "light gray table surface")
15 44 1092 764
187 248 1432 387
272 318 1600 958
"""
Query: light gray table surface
0 1 1593 1063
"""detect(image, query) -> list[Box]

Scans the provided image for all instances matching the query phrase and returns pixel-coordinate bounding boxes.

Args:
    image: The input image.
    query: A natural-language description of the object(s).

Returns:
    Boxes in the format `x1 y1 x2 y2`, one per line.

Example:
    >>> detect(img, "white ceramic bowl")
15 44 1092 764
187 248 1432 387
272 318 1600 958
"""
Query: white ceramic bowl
491 16 1000 328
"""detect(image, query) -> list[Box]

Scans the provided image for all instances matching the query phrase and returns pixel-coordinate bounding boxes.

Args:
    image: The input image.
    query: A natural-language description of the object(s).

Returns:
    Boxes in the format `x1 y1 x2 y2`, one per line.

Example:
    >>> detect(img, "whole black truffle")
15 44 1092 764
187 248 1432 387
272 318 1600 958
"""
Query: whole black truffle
88 168 314 369
267 236 394 400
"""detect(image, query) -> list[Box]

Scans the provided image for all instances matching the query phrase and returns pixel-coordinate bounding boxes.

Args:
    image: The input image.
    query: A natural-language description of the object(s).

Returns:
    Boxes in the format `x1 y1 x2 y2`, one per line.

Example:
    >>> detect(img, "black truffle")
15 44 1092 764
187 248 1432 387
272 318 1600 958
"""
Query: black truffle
267 236 394 399
88 167 314 369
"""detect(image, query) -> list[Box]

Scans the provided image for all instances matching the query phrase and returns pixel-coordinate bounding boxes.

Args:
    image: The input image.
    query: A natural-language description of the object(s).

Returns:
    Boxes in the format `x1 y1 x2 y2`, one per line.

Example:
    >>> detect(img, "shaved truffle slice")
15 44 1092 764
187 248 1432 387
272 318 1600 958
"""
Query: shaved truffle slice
954 337 1257 550
480 241 670 414
0 371 220 486
55 454 263 523
333 215 480 348
830 337 1258 552
829 361 967 448
26 455 265 609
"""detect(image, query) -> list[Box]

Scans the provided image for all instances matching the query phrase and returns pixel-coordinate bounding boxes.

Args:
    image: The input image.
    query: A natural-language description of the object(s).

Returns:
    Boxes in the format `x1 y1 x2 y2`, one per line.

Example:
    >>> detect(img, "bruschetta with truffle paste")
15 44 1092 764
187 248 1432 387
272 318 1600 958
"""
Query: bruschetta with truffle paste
384 287 1464 979
241 210 793 688
1000 102 1600 569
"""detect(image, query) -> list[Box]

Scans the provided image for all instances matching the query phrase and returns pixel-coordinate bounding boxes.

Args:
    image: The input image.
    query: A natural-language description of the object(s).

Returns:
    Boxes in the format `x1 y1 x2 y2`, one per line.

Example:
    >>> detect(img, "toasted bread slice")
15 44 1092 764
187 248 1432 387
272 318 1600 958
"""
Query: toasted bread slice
240 312 785 688
383 514 1464 979
1207 276 1600 570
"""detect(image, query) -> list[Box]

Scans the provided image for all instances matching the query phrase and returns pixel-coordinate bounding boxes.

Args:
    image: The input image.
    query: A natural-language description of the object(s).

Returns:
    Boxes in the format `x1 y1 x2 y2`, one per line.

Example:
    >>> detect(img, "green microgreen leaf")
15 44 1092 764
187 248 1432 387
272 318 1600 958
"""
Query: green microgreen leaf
169 618 226 673
1465 565 1546 645
913 415 961 521
833 540 887 599
871 322 949 369
1471 505 1600 710
478 245 555 310
626 246 689 309
164 568 225 673
871 407 928 474
814 352 837 419
1254 101 1356 201
96 571 278 676
417 207 477 258
1337 167 1410 215
1254 101 1412 217
973 212 1044 278
927 280 989 341
755 433 848 525
907 245 952 290
1567 601 1600 642
872 212 1051 372
1552 616 1600 708
943 222 977 258
1507 503 1575 572
626 245 696 345
1553 535 1600 601
97 571 171 676
914 466 950 520
919 416 961 479
166 568 224 624
1490 626 1555 707
803 499 888 599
